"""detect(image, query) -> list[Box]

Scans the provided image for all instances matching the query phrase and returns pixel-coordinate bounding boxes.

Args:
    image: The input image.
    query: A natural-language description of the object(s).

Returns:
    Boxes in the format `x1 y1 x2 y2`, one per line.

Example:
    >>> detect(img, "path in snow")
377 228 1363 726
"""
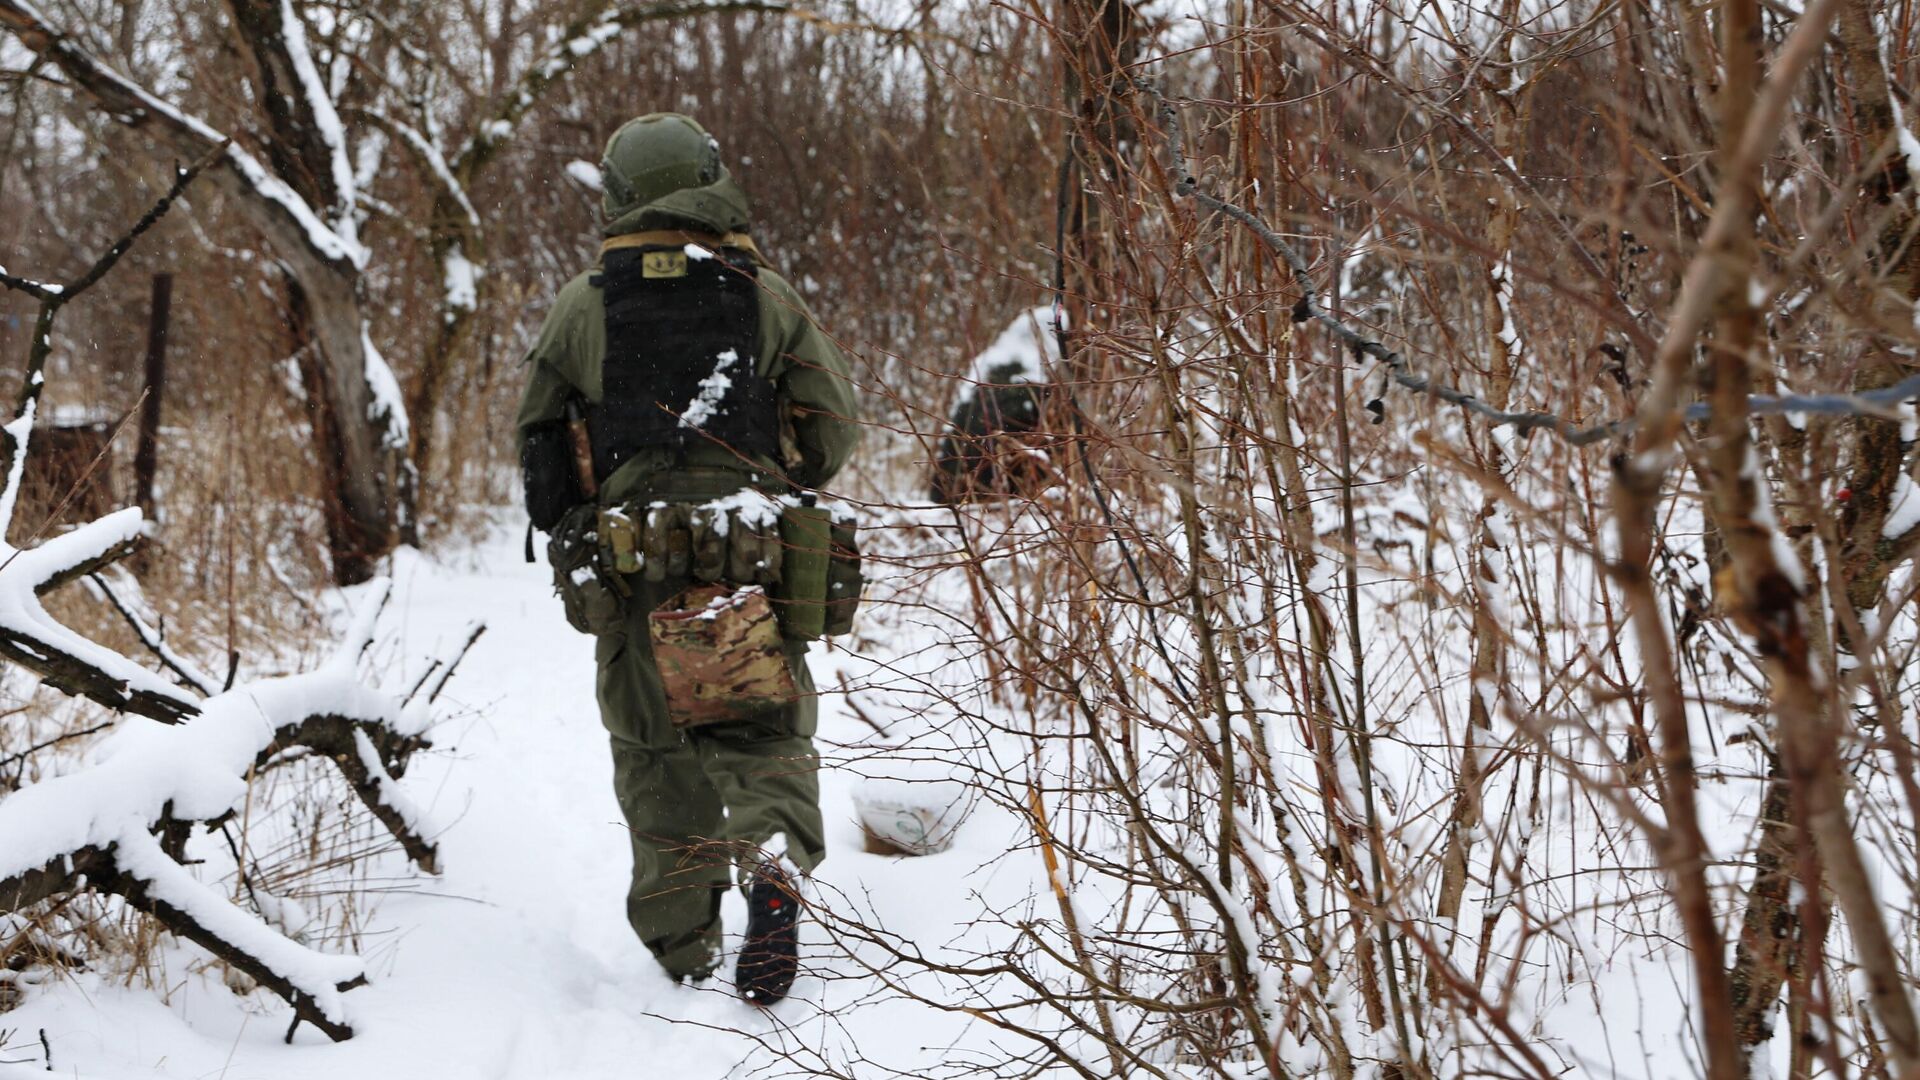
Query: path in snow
6 523 1027 1079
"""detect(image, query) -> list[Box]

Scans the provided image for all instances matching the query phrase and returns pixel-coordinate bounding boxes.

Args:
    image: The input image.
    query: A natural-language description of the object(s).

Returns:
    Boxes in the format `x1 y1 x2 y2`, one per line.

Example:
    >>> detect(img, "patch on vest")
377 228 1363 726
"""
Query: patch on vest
642 251 689 278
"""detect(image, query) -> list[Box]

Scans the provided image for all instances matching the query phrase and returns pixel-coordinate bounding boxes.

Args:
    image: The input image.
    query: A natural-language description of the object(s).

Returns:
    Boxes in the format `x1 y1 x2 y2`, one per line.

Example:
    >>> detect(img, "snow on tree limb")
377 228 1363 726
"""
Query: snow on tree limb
0 143 224 724
449 1 797 183
276 0 360 251
348 107 480 233
0 509 199 723
0 1 364 271
85 570 224 697
359 326 411 449
0 576 480 1039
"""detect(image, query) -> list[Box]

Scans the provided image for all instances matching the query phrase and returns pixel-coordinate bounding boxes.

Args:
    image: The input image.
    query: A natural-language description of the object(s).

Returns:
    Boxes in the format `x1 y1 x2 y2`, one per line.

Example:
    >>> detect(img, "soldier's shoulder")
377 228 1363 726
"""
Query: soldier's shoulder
752 263 801 298
538 269 605 337
553 268 605 309
750 265 821 331
523 269 604 368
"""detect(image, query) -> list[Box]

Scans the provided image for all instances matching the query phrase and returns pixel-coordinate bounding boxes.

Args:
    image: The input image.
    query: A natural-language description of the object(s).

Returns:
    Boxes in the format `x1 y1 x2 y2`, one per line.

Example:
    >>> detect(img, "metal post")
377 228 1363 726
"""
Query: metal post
134 272 171 520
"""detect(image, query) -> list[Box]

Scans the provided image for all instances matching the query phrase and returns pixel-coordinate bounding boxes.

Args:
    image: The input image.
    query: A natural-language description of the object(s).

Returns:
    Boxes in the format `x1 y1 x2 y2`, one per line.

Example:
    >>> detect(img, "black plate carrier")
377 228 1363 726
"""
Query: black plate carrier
590 245 777 481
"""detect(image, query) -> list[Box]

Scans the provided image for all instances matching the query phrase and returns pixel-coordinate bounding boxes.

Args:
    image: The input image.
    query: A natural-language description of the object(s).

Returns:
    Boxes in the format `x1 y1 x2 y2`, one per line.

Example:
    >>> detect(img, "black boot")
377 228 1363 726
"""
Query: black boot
735 862 801 1006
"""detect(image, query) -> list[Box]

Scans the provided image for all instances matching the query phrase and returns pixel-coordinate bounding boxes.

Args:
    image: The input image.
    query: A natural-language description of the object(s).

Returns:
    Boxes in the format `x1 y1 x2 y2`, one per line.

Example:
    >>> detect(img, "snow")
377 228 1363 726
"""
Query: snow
0 625 420 1027
679 350 739 430
0 645 405 886
442 245 478 314
83 571 221 695
0 506 197 713
384 117 480 229
696 487 791 536
1744 445 1808 591
114 828 365 1023
0 400 37 534
1883 471 1920 539
1891 99 1920 193
0 500 1785 1076
360 325 411 449
351 726 429 838
964 305 1057 388
565 15 623 56
564 159 604 191
0 526 1062 1078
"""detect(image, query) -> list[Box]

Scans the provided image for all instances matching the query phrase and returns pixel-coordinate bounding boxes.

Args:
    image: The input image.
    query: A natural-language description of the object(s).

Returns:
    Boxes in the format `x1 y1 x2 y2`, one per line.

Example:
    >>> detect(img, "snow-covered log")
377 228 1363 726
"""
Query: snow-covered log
0 579 481 1041
0 422 468 1040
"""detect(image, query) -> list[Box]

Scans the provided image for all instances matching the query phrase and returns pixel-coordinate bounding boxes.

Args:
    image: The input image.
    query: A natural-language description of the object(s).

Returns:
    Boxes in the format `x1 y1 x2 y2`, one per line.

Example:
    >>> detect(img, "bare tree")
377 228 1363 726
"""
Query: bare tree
0 144 482 1041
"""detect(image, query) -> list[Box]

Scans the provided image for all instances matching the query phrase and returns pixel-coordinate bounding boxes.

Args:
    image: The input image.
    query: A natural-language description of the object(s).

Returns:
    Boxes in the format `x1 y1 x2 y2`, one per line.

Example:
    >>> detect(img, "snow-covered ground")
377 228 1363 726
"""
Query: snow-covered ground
0 507 1776 1079
1 520 1042 1079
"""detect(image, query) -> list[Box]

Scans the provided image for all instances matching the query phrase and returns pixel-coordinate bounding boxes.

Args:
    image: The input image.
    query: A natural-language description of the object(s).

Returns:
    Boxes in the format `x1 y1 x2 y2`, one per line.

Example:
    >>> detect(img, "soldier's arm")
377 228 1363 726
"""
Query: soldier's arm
515 272 600 437
758 271 861 489
517 273 599 528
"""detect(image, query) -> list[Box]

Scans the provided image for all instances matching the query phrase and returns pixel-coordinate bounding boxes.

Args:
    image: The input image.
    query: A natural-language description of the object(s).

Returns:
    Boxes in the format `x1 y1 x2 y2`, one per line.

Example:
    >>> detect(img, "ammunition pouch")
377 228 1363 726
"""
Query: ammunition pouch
771 505 865 642
650 584 797 728
593 493 864 644
548 504 629 636
614 499 786 587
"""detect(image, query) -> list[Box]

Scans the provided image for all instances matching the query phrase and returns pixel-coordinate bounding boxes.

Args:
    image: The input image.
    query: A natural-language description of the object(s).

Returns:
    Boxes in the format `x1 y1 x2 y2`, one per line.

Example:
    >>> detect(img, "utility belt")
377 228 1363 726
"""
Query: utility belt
547 494 863 644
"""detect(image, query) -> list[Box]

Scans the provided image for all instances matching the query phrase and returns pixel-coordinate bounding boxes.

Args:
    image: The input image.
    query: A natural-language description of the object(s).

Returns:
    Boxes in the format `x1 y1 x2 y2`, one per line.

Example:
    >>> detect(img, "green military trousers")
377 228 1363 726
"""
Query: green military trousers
595 572 826 979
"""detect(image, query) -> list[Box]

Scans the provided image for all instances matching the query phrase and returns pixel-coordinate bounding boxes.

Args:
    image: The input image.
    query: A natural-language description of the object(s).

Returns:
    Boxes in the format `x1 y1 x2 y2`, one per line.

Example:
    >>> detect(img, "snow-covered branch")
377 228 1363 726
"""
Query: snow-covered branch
0 147 223 724
0 511 200 724
86 569 225 697
0 578 481 1040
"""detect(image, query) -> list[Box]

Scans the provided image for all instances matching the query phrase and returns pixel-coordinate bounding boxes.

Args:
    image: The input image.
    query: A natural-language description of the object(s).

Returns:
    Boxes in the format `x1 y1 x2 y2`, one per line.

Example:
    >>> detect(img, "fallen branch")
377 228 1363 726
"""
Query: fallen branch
0 579 483 1040
84 569 222 696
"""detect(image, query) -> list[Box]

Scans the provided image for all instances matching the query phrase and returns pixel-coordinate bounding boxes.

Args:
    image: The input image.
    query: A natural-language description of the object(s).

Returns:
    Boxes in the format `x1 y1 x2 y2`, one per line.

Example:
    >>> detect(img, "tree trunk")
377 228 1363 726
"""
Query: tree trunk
1832 0 1920 618
288 273 392 585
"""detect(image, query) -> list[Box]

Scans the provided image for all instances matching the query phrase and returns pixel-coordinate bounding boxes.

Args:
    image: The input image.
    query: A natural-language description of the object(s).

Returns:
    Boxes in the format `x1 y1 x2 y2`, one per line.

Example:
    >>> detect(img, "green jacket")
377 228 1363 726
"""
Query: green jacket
515 181 860 506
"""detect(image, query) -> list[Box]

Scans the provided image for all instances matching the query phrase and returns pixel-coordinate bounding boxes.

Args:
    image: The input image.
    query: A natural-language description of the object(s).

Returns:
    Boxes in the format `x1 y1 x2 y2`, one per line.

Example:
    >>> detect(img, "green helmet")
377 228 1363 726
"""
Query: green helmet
599 113 727 219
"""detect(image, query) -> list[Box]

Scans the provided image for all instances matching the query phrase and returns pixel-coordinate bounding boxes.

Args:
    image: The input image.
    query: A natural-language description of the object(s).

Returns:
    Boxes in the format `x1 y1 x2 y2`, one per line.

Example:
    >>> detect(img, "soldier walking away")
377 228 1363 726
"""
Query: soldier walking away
516 113 862 1005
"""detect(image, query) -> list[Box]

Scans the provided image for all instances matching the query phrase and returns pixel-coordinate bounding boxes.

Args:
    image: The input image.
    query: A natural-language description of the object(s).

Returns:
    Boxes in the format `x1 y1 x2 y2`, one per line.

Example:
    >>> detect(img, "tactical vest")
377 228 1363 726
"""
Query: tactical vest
588 243 778 482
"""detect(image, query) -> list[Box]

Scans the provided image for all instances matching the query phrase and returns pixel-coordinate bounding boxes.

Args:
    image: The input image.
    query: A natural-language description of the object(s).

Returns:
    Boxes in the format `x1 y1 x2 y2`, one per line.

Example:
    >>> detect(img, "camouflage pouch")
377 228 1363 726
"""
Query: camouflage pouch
548 504 628 636
823 515 864 638
650 584 798 728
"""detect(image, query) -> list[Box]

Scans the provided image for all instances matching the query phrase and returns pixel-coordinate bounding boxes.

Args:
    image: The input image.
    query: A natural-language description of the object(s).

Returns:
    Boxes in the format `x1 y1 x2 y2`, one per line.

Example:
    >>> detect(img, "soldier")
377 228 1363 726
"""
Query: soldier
515 113 860 1005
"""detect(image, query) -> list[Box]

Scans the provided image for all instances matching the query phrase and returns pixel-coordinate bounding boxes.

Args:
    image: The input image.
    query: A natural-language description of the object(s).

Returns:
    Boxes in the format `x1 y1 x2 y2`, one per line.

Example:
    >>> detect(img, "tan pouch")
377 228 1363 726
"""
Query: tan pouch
650 584 797 728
